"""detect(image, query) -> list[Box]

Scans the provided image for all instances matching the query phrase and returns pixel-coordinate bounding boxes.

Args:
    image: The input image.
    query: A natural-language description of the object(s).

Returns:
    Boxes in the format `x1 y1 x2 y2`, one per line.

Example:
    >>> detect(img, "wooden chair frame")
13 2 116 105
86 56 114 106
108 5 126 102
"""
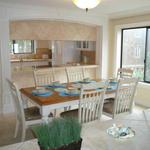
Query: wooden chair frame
7 79 42 141
79 82 107 123
103 78 138 119
33 68 55 87
117 68 133 79
66 67 84 83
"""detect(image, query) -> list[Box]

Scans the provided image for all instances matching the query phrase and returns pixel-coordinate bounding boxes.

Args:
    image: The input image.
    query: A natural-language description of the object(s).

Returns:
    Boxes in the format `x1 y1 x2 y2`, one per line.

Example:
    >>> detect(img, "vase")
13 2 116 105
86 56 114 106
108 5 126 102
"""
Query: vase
38 138 82 150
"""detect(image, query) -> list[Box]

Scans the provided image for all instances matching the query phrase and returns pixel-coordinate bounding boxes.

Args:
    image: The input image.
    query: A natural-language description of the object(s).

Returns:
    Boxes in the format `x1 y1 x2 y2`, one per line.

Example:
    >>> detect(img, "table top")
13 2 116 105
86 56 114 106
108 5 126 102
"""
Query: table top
20 87 79 106
1 110 150 150
20 82 116 106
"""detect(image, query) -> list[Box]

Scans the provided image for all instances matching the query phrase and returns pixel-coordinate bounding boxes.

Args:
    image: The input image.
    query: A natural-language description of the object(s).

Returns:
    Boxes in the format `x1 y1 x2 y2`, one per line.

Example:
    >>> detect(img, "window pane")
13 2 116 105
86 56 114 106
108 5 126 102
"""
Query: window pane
12 40 34 53
122 28 146 81
145 28 150 82
9 40 13 53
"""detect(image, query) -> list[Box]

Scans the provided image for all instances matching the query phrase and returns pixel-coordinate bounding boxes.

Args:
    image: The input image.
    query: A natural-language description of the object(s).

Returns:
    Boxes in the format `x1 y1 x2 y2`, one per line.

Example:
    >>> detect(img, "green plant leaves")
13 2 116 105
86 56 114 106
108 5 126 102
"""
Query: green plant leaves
32 117 82 150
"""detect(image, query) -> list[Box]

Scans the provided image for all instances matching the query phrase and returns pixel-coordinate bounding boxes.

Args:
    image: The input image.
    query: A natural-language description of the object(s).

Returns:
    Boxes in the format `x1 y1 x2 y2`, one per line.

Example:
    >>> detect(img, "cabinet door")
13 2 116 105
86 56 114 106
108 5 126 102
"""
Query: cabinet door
76 41 82 49
83 41 89 49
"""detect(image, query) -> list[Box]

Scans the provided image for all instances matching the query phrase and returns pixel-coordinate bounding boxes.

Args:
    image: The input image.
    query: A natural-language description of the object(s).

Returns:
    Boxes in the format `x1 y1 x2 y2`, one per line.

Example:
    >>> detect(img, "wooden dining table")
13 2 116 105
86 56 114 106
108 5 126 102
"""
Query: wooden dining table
20 81 116 121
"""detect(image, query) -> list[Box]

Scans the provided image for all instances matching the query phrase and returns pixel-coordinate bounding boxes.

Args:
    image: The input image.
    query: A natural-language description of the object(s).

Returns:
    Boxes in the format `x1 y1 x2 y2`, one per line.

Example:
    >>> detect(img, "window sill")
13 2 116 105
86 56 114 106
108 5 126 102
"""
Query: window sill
138 81 150 88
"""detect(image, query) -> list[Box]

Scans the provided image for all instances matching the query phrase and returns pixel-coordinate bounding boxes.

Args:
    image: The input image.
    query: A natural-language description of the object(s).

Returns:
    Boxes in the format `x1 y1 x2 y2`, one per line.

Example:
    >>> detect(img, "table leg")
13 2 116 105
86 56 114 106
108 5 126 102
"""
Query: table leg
143 109 150 129
41 106 53 123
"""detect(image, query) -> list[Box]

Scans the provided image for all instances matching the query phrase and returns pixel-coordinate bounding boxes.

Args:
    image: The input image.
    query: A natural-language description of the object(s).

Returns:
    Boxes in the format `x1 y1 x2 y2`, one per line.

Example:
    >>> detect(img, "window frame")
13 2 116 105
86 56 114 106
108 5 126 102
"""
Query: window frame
121 26 150 83
11 40 35 54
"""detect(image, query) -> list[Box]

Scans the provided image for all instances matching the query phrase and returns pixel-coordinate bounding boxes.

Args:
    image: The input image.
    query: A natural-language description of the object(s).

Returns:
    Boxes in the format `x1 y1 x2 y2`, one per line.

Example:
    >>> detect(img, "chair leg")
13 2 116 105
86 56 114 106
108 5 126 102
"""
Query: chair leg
21 125 26 142
64 106 71 111
54 109 57 117
14 120 19 138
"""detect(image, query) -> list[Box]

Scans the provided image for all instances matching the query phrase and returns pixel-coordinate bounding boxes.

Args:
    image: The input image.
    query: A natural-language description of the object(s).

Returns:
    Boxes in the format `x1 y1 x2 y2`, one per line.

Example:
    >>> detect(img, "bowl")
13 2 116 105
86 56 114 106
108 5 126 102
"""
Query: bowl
52 81 61 86
35 87 46 93
83 78 90 82
69 89 79 95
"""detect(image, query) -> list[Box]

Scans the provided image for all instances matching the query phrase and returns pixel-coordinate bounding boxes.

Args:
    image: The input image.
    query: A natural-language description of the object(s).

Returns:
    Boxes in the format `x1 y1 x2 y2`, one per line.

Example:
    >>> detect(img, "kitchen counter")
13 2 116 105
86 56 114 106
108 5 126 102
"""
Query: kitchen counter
11 58 51 63
11 59 52 70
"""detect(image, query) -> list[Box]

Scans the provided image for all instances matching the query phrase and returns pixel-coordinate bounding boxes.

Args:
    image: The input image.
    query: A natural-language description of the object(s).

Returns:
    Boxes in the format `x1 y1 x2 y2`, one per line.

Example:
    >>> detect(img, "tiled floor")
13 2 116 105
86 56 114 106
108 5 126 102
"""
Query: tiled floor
0 105 146 147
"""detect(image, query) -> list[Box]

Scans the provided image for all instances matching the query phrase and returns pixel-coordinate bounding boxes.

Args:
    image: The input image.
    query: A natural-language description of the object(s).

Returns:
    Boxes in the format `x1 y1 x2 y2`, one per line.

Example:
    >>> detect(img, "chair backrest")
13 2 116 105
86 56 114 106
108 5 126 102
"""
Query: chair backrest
79 82 107 123
113 77 138 117
66 67 84 83
33 68 55 87
117 68 133 79
7 79 25 125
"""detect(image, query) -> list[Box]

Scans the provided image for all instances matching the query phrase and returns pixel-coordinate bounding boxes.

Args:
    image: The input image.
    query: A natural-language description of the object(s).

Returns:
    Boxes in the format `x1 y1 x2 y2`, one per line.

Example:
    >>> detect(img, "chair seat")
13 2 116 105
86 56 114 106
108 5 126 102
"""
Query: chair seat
60 109 78 118
103 99 114 114
24 106 42 121
103 98 130 114
104 98 114 103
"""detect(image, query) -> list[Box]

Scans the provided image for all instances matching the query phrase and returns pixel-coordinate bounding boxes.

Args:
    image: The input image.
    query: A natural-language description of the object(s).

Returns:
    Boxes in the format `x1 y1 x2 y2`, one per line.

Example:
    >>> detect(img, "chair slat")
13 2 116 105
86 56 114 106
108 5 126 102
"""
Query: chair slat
34 68 55 86
66 67 84 83
79 82 107 123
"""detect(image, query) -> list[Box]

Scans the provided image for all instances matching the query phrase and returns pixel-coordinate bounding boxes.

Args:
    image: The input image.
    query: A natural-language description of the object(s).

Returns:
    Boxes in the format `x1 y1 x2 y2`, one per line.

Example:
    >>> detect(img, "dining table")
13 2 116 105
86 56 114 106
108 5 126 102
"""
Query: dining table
1 109 150 150
20 80 117 121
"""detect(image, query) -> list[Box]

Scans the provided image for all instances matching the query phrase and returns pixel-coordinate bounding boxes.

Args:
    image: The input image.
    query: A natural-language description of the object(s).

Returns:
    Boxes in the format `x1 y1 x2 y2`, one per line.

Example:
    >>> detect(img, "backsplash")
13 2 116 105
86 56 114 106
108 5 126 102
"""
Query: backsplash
10 48 52 59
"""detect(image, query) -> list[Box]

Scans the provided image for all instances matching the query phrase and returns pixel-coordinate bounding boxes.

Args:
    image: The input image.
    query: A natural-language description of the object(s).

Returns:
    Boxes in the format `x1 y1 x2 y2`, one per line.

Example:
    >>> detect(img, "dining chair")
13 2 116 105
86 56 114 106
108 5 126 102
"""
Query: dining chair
103 77 138 119
7 79 43 141
117 68 133 79
33 68 55 87
66 67 84 83
61 82 107 123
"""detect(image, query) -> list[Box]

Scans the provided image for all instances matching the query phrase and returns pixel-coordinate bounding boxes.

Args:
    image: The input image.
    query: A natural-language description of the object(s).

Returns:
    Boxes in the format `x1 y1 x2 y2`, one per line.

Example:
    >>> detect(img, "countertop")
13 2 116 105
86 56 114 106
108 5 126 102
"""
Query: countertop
11 58 52 63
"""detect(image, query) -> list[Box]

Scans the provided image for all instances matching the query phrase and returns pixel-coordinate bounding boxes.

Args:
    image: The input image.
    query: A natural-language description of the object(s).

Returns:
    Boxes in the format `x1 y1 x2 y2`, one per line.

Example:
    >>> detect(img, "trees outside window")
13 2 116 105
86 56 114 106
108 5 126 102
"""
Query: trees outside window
121 27 150 83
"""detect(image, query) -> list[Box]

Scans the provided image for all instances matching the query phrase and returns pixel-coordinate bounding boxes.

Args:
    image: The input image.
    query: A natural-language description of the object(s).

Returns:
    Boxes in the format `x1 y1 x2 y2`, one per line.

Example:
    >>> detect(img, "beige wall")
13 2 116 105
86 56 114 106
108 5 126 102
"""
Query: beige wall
36 40 50 48
108 14 150 77
10 20 97 41
108 13 150 107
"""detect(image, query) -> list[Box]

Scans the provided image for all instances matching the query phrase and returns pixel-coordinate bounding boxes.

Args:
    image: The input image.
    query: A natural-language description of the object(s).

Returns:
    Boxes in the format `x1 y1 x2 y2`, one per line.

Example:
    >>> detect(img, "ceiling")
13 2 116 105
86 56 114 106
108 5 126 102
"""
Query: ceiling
0 0 150 18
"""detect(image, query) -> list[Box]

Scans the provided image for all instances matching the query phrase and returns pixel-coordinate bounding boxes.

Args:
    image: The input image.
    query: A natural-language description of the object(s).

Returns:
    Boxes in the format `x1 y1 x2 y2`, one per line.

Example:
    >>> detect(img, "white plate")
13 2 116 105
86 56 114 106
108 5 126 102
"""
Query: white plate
54 88 68 92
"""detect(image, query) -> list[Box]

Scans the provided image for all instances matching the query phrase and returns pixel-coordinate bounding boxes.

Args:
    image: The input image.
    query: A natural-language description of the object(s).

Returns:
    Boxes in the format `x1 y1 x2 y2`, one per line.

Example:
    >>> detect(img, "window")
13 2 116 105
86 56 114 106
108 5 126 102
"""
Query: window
121 27 150 83
9 40 34 54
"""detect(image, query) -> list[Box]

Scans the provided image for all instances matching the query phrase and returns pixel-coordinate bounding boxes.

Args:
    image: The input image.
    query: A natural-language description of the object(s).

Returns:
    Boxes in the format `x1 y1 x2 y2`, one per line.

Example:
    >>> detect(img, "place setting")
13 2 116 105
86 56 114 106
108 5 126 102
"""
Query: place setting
31 87 53 97
107 78 118 91
71 78 96 88
59 87 80 96
43 81 66 89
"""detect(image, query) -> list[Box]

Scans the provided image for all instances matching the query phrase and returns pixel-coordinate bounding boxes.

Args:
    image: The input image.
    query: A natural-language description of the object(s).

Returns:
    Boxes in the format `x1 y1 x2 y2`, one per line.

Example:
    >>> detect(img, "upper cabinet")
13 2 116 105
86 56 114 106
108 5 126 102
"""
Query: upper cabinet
76 41 96 51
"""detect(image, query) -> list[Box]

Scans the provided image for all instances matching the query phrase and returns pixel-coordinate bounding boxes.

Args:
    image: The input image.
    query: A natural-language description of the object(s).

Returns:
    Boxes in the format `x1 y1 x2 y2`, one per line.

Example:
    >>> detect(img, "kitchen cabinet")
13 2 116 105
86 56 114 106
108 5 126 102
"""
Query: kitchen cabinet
80 50 96 65
76 41 96 50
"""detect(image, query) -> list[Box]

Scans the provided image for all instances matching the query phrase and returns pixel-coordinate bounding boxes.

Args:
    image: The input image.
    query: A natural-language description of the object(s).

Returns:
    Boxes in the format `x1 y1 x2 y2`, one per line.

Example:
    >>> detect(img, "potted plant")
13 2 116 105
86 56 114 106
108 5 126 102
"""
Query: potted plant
32 117 82 150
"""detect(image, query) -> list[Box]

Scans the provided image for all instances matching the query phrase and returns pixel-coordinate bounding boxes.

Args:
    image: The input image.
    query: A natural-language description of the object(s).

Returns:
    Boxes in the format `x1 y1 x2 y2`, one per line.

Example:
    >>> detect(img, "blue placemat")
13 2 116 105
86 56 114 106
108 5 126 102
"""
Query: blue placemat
44 84 66 88
109 81 118 86
32 90 53 97
59 91 80 96
79 80 96 84
107 86 117 91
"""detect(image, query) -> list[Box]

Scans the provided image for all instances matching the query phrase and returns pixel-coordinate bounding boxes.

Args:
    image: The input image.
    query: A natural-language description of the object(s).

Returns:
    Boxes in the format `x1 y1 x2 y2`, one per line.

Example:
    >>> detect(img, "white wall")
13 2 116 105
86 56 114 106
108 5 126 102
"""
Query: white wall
0 3 109 113
109 15 150 107
0 7 12 113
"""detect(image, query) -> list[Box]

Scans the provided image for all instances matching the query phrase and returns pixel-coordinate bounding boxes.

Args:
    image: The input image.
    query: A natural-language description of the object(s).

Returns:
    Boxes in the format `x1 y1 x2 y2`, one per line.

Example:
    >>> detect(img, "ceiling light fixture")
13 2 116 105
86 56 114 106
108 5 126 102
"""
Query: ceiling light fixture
72 0 101 12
